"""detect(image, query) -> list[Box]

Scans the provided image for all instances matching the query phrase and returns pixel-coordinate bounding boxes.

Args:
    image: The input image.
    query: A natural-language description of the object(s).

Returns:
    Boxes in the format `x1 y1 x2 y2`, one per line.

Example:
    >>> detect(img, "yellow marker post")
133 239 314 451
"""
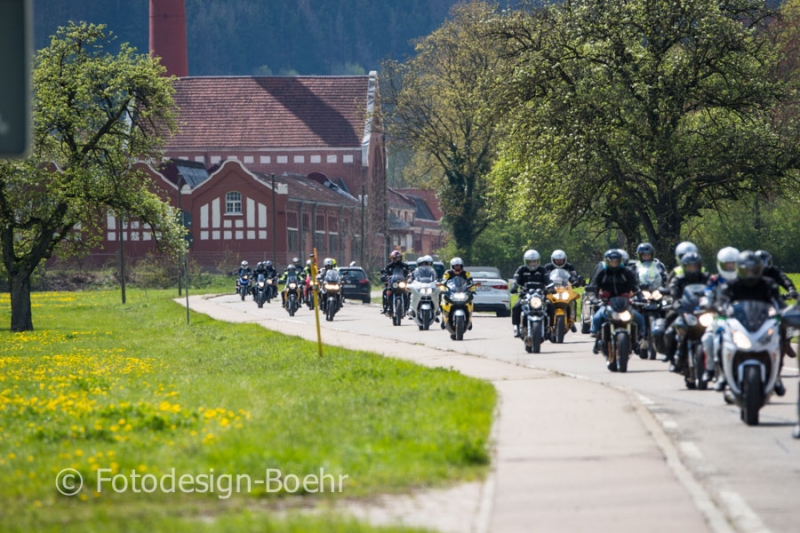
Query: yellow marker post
311 249 323 357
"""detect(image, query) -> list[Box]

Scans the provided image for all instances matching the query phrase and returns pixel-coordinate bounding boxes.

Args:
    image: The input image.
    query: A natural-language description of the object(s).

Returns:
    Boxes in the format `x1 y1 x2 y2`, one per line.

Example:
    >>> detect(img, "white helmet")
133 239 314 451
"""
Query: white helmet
716 246 740 281
418 255 433 266
450 257 464 268
675 241 698 264
551 249 567 267
241 260 248 268
523 249 540 268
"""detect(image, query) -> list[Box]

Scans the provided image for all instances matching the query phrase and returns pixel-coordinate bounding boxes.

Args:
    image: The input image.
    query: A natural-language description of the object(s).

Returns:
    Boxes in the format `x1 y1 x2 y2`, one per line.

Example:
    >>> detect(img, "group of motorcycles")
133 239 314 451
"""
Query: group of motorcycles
380 265 476 340
516 268 582 354
577 262 800 426
237 268 344 321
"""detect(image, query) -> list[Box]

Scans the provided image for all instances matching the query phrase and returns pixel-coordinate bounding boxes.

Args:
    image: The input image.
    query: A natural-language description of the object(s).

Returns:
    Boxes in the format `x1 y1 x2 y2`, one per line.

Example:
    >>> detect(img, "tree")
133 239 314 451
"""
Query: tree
0 23 185 331
490 0 800 263
383 1 509 262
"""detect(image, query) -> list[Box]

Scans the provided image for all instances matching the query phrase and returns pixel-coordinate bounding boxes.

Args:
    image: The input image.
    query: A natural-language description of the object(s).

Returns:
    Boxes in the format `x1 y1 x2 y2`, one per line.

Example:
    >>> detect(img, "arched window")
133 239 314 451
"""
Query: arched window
225 191 242 214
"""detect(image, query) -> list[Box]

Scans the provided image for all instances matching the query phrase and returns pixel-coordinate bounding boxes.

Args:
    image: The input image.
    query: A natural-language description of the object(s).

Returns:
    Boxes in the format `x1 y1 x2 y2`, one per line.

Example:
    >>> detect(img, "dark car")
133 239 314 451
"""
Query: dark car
339 267 372 303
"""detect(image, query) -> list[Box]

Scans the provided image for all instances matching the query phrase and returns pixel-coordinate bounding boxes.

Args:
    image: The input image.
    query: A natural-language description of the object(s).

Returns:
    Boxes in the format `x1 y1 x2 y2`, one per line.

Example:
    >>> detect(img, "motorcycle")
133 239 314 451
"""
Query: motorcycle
519 282 548 353
441 276 475 341
632 263 670 360
673 284 715 390
265 275 277 304
282 273 302 317
254 274 269 308
596 291 638 373
408 266 441 331
304 275 316 310
719 299 787 425
382 266 409 327
319 269 343 322
237 273 251 301
546 269 580 344
581 287 599 334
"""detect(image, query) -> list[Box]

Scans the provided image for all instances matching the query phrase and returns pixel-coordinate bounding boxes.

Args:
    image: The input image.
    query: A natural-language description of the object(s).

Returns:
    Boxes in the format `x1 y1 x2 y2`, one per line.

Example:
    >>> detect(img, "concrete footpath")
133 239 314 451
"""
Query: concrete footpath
183 296 722 533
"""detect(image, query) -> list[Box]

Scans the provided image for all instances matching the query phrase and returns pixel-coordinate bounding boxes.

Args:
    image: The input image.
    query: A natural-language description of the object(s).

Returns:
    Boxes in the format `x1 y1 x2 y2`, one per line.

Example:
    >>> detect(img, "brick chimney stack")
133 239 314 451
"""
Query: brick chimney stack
149 0 189 77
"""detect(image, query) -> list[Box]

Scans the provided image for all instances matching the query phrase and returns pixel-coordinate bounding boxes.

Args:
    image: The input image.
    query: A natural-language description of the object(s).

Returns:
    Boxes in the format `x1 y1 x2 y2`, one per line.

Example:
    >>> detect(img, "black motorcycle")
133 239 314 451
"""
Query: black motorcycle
319 269 343 322
519 282 548 353
254 274 269 308
382 266 409 327
632 285 670 360
596 292 638 373
282 273 301 317
673 284 714 390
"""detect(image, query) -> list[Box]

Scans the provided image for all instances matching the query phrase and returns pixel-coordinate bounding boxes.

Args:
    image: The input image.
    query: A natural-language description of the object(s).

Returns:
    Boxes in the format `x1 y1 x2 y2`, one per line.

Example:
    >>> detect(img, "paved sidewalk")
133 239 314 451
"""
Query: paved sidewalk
183 296 717 533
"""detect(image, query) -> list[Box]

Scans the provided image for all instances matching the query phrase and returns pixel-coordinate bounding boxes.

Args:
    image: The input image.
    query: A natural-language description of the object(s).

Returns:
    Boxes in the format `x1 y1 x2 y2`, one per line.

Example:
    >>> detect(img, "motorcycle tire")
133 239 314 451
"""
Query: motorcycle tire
288 296 297 317
532 322 543 354
421 310 431 331
696 344 708 390
240 289 246 301
257 297 264 309
616 331 630 373
648 328 657 360
742 365 762 426
393 297 402 327
455 315 465 341
326 298 336 322
581 320 591 334
556 316 566 344
524 322 533 353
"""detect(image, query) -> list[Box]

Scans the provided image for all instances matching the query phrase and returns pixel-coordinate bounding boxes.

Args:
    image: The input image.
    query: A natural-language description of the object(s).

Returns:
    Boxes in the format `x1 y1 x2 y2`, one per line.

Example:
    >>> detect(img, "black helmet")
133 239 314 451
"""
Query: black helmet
636 242 655 261
680 251 702 275
755 250 773 268
736 251 763 286
604 249 623 271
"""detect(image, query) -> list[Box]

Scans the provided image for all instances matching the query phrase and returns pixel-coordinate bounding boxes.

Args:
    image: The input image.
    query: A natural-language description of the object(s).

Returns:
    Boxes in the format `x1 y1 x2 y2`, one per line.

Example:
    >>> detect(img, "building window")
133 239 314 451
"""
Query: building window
277 155 288 164
343 154 354 163
327 155 337 163
310 155 321 163
294 155 305 163
288 229 299 251
260 155 271 164
328 233 338 256
225 191 242 214
314 231 326 254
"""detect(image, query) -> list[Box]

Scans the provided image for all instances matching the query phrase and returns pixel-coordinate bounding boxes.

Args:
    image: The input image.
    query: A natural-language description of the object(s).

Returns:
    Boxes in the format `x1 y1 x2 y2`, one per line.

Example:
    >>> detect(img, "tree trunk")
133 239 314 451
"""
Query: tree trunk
654 215 682 269
9 271 33 332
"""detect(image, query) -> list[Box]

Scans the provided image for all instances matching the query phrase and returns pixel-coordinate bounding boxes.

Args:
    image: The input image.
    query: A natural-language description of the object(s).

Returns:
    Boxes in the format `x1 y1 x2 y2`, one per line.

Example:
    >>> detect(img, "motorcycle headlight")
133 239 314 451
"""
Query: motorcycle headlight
530 297 543 309
258 282 265 287
698 312 714 328
392 281 399 289
642 290 651 299
421 288 431 295
557 292 570 301
288 283 297 290
732 329 752 349
651 290 662 300
451 293 468 302
399 281 407 289
684 314 698 327
243 276 248 281
613 310 632 322
324 283 338 291
757 327 777 346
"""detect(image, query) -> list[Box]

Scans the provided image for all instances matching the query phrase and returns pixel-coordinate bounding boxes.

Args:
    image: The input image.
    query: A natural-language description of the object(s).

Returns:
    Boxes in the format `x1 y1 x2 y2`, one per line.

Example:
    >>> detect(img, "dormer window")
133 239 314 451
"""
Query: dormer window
226 191 242 214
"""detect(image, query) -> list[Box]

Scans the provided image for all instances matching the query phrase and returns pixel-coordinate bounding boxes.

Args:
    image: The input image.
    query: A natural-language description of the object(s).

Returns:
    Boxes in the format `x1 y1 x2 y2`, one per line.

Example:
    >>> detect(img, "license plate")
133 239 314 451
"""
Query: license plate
343 285 355 289
477 285 491 291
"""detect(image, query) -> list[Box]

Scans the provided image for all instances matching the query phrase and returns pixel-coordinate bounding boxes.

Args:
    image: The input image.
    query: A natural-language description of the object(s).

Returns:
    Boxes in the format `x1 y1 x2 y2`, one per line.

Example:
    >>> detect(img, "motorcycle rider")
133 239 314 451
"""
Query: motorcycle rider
263 260 279 299
235 260 252 293
511 250 549 338
659 252 710 372
544 250 583 285
381 250 412 314
716 251 785 395
630 242 668 286
279 263 306 306
589 249 646 355
251 261 269 297
668 241 699 282
410 255 434 281
756 250 798 298
701 247 739 388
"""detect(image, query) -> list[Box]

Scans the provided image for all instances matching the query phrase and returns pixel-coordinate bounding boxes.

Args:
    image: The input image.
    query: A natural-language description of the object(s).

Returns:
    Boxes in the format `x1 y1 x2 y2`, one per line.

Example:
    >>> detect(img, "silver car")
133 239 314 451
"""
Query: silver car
465 266 511 317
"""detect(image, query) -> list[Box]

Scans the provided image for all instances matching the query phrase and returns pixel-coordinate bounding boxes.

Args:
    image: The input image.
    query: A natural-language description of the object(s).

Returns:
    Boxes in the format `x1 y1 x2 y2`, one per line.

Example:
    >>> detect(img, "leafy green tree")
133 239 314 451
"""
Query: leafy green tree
384 1 508 262
490 0 800 264
0 23 184 331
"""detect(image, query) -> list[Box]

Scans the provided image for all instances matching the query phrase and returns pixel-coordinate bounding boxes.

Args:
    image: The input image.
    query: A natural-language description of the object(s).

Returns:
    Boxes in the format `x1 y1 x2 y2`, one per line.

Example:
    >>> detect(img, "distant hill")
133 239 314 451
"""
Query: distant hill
33 0 476 75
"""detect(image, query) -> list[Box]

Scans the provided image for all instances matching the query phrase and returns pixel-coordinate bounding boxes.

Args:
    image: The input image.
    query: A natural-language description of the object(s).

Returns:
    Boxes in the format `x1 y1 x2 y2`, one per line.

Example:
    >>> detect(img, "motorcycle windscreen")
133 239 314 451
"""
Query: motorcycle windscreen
447 276 469 293
727 300 777 333
608 296 630 312
324 270 341 284
257 274 266 282
679 283 707 310
389 265 406 283
414 266 437 283
636 263 661 288
549 268 571 287
286 272 299 283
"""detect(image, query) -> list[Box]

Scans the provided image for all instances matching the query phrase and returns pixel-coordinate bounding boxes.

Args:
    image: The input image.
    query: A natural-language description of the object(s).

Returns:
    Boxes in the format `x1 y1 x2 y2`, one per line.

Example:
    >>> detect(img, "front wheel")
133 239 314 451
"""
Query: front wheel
455 314 465 341
393 296 402 326
288 295 297 317
326 298 336 321
240 288 246 301
616 331 630 373
742 365 763 426
532 321 543 354
555 315 566 344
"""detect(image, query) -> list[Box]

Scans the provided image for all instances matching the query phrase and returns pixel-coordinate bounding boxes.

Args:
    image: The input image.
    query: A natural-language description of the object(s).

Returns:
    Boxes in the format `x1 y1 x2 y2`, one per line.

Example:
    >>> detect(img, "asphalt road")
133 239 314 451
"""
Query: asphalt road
205 295 800 533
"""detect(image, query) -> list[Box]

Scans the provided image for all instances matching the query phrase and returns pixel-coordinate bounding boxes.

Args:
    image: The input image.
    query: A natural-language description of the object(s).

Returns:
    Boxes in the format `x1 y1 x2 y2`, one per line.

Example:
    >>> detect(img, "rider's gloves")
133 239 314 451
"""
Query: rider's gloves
788 289 798 300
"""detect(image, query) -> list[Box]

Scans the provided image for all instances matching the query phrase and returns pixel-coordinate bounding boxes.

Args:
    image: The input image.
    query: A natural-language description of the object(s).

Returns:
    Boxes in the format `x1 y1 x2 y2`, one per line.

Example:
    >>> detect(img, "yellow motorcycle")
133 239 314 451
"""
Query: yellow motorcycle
545 268 580 344
440 277 477 341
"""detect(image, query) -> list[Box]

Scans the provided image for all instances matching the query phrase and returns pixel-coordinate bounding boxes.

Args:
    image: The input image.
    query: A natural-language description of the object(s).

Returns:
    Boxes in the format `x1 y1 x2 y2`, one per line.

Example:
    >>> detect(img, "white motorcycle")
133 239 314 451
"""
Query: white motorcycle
408 266 441 330
719 300 783 425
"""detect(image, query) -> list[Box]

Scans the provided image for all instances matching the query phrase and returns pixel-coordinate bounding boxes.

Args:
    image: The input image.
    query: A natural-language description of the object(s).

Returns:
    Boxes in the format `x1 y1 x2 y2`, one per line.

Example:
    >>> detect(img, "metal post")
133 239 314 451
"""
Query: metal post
271 173 277 263
184 253 190 325
177 185 183 296
312 248 323 357
360 185 365 268
119 216 126 304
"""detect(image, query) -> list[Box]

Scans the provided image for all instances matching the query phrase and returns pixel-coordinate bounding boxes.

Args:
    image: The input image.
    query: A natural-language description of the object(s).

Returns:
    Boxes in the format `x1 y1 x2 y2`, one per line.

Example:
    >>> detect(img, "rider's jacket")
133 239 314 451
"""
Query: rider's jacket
513 265 548 292
590 266 639 297
763 265 796 293
383 261 412 280
669 272 710 304
278 269 306 284
629 260 668 286
544 262 581 282
237 267 252 278
442 269 475 291
719 277 781 307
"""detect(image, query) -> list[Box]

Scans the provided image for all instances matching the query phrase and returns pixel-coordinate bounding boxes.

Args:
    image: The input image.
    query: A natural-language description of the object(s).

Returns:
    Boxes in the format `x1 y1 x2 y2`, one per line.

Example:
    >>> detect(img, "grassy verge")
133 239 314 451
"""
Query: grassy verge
0 290 494 532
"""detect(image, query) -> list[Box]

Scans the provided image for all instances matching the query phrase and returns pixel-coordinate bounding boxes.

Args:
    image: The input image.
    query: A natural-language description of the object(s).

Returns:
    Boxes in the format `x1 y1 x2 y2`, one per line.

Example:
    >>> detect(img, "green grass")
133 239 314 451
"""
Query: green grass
0 290 494 532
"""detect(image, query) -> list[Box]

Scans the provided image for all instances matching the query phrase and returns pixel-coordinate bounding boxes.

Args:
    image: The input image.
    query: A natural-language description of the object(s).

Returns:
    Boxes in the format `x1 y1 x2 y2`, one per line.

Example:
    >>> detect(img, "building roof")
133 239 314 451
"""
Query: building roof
388 213 411 231
387 187 417 209
169 76 372 150
394 188 443 220
267 172 360 208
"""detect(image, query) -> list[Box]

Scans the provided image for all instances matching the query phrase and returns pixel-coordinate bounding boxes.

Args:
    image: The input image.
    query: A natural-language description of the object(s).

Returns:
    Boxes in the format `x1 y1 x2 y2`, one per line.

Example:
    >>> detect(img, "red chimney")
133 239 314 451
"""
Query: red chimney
149 0 189 77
